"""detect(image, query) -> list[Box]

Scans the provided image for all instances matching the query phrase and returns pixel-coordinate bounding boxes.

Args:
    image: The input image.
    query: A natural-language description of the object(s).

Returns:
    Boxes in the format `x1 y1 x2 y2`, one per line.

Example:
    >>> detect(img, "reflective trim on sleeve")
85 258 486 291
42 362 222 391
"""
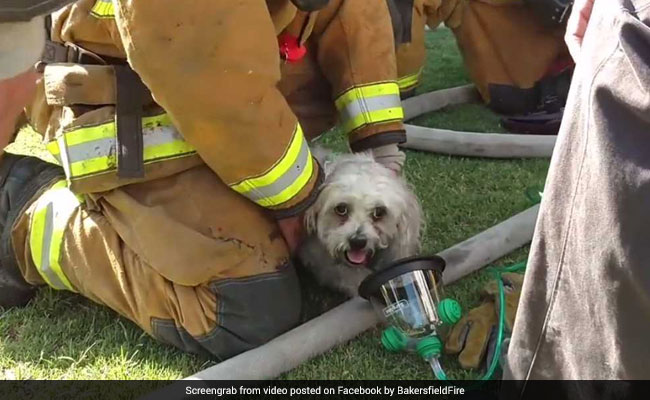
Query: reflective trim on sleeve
46 114 196 180
334 82 404 135
90 0 115 19
29 180 82 292
397 69 422 91
230 124 314 208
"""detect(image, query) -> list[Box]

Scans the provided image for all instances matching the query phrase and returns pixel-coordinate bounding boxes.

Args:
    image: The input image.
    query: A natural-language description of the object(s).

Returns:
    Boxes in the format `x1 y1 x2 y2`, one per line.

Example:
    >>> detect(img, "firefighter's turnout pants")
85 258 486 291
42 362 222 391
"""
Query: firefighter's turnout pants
393 0 570 113
8 0 403 360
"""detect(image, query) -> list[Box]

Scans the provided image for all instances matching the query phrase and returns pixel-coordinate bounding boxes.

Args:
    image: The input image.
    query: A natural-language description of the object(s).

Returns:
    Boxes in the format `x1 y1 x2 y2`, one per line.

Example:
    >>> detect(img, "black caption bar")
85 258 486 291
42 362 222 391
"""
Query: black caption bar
0 380 647 400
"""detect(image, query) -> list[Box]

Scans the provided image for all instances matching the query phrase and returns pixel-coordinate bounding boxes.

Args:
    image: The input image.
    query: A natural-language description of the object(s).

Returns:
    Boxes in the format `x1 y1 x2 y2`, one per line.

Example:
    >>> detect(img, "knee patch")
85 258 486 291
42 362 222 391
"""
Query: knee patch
151 263 301 360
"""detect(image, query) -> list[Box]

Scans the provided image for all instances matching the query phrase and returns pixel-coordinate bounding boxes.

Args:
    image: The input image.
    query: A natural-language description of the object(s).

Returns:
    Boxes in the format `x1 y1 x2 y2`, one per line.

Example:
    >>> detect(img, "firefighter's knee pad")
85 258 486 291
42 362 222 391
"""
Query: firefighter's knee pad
151 263 301 360
0 153 64 307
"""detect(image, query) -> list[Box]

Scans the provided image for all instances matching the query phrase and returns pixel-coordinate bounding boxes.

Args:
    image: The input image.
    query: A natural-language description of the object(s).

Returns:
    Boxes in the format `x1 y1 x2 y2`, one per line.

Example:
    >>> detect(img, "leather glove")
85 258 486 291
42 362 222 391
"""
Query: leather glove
369 143 405 174
444 301 497 369
445 272 524 370
484 272 524 332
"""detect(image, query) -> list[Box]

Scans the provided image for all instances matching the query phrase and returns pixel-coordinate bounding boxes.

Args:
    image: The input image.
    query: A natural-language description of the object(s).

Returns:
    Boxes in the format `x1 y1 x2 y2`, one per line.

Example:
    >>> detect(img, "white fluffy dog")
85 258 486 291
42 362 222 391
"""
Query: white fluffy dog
298 149 423 296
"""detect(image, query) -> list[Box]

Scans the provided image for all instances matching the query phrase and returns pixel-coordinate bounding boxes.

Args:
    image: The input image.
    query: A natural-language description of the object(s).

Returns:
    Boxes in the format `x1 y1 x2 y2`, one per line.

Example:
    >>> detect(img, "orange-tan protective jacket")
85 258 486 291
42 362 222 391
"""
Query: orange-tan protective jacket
27 0 404 219
392 0 463 96
278 0 405 151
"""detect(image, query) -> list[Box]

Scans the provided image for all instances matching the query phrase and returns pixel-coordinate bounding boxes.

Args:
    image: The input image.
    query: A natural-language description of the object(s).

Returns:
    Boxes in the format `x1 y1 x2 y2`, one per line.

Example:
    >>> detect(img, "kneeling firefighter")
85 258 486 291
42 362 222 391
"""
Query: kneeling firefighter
0 0 406 360
277 0 408 172
391 0 574 135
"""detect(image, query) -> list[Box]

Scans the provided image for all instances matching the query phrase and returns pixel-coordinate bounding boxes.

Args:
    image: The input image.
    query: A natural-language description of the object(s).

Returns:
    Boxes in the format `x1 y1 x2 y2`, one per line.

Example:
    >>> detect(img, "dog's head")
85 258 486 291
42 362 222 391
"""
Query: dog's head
304 152 422 270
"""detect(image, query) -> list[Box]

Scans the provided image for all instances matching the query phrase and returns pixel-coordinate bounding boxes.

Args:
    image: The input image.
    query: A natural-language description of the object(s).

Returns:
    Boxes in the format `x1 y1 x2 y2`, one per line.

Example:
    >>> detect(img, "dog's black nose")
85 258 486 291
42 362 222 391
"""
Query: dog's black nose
349 236 367 250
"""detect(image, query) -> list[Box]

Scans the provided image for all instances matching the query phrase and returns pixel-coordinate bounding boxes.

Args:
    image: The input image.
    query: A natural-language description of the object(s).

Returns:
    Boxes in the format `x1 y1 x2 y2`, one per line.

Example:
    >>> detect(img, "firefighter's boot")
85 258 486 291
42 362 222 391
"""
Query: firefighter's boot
0 153 63 308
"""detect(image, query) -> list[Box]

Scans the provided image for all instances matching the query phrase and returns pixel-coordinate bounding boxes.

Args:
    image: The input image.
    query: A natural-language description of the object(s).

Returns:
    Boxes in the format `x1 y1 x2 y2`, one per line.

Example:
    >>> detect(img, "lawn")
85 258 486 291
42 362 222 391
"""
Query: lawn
0 28 549 381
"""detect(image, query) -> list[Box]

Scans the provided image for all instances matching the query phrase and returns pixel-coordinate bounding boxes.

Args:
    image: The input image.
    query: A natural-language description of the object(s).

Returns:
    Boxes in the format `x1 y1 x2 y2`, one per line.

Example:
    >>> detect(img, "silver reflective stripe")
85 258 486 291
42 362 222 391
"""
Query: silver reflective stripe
339 94 403 122
244 133 311 202
142 125 186 147
63 125 185 164
64 137 113 164
39 202 68 290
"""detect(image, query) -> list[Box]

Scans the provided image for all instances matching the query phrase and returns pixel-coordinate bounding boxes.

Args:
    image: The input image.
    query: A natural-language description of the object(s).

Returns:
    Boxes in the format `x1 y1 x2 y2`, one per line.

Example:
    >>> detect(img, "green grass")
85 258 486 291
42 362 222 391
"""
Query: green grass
0 28 549 381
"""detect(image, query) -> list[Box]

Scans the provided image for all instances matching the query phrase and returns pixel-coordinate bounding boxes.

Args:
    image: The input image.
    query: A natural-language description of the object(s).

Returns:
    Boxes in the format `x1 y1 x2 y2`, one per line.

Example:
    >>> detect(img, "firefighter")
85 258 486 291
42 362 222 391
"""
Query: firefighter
0 0 406 360
277 1 407 172
392 0 573 134
390 0 464 99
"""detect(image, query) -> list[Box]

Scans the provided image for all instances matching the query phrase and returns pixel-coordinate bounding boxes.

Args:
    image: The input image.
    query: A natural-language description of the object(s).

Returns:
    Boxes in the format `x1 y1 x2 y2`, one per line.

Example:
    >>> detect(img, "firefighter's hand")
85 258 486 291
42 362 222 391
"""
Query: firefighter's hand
370 143 405 175
565 0 596 61
278 214 305 254
0 67 39 151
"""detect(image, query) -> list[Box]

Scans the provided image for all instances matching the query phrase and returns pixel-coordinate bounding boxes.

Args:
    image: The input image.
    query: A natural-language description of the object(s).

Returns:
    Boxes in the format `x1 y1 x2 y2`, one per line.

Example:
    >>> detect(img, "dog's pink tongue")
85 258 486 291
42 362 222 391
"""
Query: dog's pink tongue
346 249 368 265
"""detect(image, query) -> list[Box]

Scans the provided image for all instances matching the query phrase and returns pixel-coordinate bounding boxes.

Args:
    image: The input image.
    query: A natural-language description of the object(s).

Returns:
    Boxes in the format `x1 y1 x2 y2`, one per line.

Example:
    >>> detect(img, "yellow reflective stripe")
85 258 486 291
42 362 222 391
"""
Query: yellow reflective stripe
63 114 173 148
397 70 422 90
256 153 313 208
230 125 304 192
29 180 79 292
334 82 401 110
46 114 196 179
64 140 195 178
63 123 114 147
90 0 115 19
334 82 404 134
68 156 113 178
230 124 314 207
142 140 196 161
29 203 49 285
340 107 404 135
47 140 60 156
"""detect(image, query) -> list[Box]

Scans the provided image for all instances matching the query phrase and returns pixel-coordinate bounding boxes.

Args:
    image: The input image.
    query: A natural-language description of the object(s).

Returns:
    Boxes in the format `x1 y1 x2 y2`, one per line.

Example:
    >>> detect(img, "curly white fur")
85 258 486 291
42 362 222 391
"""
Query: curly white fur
298 149 423 297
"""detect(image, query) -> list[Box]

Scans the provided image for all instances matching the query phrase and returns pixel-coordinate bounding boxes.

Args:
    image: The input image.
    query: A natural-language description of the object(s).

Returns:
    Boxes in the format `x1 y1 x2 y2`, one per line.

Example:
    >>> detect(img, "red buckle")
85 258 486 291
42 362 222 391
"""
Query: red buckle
278 33 307 63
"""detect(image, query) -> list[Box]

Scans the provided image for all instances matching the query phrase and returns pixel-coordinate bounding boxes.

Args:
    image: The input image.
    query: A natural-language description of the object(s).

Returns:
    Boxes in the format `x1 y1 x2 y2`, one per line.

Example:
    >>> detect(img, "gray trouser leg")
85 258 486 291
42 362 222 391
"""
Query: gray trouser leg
504 0 650 384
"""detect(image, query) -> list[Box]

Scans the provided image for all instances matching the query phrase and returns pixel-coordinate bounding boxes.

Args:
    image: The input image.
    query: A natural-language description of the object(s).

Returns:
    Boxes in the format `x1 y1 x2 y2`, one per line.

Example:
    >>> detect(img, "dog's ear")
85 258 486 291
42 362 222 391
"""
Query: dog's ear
395 182 423 257
304 202 318 234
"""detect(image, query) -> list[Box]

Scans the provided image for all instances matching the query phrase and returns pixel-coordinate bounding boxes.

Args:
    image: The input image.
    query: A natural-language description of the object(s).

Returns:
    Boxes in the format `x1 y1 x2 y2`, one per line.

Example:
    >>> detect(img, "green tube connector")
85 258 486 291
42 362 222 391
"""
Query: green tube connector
416 336 443 360
381 326 408 352
438 298 462 325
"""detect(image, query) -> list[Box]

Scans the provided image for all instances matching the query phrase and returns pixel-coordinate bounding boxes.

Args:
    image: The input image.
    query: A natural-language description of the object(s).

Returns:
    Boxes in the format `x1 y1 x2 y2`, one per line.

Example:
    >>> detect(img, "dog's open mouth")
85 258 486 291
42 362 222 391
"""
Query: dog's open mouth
345 249 373 266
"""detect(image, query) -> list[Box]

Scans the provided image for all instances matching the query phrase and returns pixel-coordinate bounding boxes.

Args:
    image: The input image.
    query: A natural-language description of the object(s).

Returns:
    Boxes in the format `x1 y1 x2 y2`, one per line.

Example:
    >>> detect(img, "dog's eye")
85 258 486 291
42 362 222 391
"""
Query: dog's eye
334 203 348 217
372 206 387 221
